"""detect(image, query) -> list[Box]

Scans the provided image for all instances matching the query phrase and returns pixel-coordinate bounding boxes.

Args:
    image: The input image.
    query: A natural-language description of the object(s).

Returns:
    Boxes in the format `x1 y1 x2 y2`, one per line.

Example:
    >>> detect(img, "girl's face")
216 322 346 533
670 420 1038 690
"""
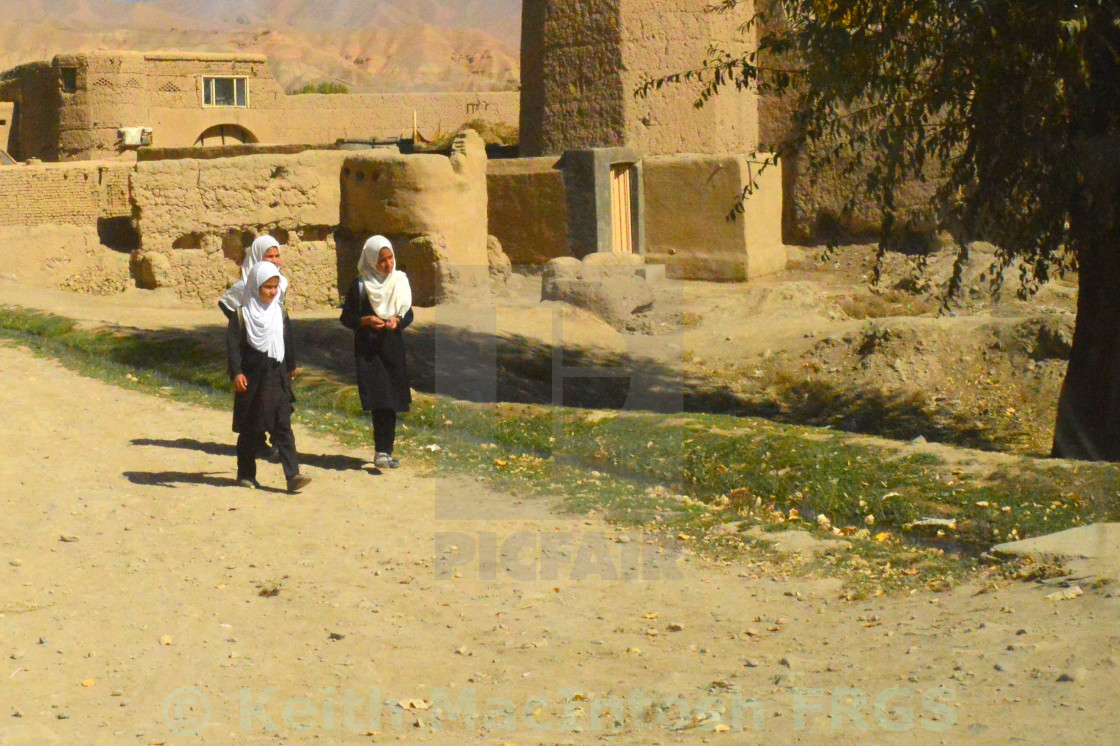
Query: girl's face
263 246 282 268
258 276 281 304
376 247 395 275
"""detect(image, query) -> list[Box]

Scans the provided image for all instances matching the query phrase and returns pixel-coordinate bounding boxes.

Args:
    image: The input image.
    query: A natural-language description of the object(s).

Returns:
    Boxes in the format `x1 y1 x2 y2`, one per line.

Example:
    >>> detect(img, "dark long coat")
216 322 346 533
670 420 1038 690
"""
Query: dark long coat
339 278 413 412
226 311 296 433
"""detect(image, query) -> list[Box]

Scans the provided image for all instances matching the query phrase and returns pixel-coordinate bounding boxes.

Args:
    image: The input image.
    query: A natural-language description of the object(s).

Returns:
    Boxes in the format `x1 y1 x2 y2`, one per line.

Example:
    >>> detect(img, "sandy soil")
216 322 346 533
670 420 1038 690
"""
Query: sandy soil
0 246 1112 743
1 339 1118 744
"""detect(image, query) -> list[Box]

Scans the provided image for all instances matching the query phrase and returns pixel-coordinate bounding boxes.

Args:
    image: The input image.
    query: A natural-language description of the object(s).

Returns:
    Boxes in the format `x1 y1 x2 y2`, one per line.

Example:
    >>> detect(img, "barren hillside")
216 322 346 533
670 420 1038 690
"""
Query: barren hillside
0 0 520 92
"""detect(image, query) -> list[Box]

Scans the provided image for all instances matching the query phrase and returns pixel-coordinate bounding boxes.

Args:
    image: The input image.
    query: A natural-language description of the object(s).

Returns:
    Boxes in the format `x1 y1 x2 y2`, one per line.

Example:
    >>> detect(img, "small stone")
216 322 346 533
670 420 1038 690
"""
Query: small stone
667 623 684 632
744 659 761 668
994 662 1014 673
1057 668 1090 683
8 559 21 567
56 712 70 720
1046 586 1083 602
779 656 805 670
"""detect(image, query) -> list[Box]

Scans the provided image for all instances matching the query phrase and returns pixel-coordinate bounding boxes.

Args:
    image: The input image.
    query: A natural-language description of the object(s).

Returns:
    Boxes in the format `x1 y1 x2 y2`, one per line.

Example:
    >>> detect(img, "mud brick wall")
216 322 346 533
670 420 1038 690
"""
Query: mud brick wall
129 150 349 308
0 160 134 227
4 51 519 162
486 156 571 267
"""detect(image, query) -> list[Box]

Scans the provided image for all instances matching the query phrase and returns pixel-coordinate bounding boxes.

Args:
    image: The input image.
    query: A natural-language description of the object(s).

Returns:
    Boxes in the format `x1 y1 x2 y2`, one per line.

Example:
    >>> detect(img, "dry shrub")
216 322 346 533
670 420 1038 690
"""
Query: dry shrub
838 289 936 319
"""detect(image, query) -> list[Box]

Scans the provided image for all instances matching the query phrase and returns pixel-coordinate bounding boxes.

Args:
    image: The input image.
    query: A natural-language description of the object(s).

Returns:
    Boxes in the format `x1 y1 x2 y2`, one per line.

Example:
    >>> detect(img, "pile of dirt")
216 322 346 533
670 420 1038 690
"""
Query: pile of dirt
698 245 1078 456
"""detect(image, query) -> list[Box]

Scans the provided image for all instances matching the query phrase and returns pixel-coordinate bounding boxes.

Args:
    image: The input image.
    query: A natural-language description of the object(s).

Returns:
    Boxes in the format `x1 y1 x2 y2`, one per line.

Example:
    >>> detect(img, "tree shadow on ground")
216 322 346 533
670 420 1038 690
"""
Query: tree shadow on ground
112 316 1009 452
720 378 1006 452
296 318 695 413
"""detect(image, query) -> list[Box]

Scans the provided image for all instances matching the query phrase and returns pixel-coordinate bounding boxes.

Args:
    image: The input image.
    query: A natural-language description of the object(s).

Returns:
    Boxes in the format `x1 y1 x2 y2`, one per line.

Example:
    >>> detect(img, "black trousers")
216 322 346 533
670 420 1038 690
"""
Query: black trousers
237 421 299 481
372 408 396 454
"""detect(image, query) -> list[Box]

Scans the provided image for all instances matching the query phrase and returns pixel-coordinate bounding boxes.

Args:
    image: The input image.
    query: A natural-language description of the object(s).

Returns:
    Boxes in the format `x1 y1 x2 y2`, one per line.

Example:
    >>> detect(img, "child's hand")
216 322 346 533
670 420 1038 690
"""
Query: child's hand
361 315 386 330
385 316 399 330
233 374 248 393
290 367 302 381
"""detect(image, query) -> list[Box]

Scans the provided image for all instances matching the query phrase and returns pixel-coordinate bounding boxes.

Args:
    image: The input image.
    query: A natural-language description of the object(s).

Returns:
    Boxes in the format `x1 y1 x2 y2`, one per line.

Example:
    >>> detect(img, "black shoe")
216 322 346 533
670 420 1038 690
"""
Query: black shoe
237 478 261 489
286 473 312 493
266 445 281 463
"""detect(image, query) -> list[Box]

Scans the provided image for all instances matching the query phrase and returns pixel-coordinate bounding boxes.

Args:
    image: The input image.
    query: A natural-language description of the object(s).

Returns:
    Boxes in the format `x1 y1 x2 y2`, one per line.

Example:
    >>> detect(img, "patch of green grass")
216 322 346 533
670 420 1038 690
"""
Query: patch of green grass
3 305 1118 595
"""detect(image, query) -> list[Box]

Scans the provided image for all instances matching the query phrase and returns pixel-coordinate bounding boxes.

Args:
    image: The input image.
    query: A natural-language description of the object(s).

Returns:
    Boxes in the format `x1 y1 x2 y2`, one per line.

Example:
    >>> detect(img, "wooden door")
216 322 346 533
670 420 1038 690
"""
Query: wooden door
610 163 635 254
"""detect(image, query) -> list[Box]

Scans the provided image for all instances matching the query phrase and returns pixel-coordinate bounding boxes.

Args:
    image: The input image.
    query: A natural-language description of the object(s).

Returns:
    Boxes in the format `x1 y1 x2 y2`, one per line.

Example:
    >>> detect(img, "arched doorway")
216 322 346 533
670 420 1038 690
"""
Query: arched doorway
194 124 258 147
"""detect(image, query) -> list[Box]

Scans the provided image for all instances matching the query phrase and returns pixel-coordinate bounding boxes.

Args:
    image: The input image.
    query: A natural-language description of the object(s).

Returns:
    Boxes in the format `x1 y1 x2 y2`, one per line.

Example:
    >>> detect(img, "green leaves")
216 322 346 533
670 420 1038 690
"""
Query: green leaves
641 0 1117 298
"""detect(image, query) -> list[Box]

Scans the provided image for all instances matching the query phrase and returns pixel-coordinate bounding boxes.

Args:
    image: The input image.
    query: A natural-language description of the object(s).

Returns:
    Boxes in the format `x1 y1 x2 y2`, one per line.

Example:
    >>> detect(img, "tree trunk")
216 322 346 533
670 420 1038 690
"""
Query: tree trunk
1051 137 1120 460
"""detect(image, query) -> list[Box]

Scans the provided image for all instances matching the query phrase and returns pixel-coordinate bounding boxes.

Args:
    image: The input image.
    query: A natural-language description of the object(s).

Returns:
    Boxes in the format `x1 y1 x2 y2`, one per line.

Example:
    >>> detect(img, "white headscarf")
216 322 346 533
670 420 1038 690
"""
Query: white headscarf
241 261 285 363
358 235 412 320
219 235 289 310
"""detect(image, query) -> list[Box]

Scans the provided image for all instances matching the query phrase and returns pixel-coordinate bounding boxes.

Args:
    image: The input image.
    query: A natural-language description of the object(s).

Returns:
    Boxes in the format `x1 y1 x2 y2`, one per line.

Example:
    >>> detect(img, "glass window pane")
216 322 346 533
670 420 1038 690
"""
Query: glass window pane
235 78 247 107
213 78 236 106
203 78 213 105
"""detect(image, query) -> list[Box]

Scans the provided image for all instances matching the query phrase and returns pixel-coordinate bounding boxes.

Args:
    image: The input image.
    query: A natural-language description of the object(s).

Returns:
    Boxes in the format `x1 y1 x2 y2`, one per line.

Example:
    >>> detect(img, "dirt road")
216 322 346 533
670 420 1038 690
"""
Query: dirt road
0 341 1117 744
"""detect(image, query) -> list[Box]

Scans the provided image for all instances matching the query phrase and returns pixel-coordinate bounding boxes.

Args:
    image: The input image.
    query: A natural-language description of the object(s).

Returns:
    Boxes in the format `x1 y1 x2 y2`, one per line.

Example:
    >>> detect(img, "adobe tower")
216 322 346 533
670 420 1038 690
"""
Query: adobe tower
519 0 760 157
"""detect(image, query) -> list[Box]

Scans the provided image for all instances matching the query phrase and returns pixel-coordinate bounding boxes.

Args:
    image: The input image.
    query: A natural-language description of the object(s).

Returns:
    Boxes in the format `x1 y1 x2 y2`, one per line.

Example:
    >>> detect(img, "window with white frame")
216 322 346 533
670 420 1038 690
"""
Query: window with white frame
202 76 248 107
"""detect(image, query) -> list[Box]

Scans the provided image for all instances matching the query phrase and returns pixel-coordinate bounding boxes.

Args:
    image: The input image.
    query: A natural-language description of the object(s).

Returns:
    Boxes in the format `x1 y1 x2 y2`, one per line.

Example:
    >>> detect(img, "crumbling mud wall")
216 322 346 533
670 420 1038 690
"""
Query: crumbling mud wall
130 150 349 308
0 160 137 292
520 0 759 157
340 130 489 304
486 156 571 267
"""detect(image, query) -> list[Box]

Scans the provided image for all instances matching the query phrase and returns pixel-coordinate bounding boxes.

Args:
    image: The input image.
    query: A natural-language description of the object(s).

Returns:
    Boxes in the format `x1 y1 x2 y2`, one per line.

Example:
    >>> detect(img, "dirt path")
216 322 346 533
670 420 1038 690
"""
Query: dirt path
1 342 1118 744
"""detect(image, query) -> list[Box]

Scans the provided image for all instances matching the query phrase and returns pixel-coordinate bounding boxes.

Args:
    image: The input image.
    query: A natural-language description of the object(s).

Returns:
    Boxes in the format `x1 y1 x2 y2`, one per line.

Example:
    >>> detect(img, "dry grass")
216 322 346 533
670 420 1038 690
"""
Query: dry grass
838 289 937 319
416 118 519 151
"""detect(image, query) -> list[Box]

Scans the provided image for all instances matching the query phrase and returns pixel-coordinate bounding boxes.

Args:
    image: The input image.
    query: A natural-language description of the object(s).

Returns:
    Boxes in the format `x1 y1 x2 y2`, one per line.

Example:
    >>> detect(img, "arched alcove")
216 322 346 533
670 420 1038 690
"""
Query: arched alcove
193 124 258 147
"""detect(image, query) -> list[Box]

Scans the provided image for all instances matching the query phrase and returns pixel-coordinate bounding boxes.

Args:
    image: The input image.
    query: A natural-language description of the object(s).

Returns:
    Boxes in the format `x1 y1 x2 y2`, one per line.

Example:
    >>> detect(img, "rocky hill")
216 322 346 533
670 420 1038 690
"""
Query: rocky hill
0 0 520 92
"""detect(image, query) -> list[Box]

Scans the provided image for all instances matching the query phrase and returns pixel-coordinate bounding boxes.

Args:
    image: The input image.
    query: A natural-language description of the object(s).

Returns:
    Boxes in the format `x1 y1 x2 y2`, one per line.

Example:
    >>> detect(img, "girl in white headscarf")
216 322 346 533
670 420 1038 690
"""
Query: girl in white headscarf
219 235 290 461
340 236 414 469
218 235 289 319
226 261 310 493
